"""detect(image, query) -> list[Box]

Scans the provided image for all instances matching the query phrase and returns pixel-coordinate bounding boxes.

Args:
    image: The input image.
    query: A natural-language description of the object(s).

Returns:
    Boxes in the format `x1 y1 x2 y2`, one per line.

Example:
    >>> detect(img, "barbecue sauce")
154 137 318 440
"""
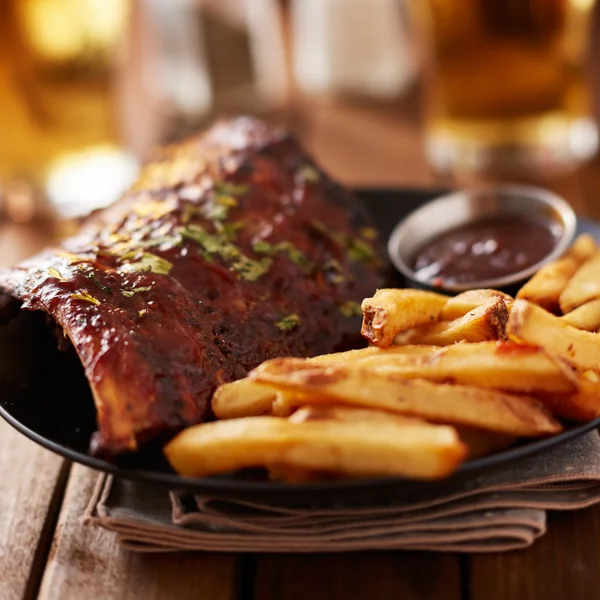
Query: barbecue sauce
411 215 560 285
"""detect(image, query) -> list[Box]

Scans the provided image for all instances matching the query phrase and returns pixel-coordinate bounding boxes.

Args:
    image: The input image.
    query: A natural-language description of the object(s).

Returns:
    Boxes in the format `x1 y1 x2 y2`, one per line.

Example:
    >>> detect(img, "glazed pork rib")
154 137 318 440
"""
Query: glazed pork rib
0 117 384 458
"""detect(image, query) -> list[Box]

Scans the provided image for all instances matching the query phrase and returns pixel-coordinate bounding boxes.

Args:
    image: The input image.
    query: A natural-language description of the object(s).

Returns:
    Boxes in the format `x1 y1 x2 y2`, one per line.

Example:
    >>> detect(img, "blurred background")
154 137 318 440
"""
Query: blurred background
1 0 600 227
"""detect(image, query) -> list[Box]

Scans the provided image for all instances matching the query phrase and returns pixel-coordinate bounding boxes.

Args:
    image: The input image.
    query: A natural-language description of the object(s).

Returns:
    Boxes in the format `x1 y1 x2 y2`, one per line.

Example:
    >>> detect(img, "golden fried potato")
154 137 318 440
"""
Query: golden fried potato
441 289 513 321
507 299 600 372
395 297 508 346
560 252 600 313
250 360 562 437
212 379 276 419
353 341 575 395
164 405 467 480
516 234 597 313
271 392 301 417
533 383 600 422
361 288 449 347
569 233 599 261
212 347 385 419
560 298 600 331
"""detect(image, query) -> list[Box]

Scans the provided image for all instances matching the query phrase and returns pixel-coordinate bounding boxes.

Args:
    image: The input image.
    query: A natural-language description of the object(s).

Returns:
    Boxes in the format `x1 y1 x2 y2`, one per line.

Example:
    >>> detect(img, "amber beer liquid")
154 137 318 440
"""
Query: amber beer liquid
416 0 598 175
0 0 133 220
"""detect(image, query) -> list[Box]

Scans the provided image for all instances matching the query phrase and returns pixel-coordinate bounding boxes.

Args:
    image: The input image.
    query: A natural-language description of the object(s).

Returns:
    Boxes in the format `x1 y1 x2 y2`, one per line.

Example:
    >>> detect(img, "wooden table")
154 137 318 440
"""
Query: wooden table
3 95 600 600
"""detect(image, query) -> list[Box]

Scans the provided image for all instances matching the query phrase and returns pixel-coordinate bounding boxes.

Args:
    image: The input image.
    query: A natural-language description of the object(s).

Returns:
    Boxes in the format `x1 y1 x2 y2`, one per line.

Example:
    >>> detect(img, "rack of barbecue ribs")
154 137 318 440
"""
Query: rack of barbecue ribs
0 117 384 459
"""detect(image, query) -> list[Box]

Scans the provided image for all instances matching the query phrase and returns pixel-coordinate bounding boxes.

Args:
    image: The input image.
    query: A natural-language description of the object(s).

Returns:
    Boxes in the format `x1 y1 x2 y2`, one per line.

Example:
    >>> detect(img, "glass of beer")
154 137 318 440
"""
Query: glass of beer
414 0 599 177
0 0 136 222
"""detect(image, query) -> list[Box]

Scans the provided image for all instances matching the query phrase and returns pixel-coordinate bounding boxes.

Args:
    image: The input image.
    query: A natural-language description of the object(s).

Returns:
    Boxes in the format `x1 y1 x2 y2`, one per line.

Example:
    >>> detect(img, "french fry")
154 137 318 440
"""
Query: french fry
441 289 513 321
507 299 600 372
533 378 600 422
516 234 597 313
395 297 508 346
560 298 600 331
272 392 300 417
361 288 449 347
250 360 563 437
164 405 467 480
352 341 576 395
212 379 276 419
560 252 600 313
213 347 385 419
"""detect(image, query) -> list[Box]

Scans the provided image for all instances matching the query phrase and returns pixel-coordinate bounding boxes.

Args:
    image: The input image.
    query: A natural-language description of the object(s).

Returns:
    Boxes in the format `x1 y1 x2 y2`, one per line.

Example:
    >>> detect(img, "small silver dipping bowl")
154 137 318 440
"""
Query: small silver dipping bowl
387 184 577 293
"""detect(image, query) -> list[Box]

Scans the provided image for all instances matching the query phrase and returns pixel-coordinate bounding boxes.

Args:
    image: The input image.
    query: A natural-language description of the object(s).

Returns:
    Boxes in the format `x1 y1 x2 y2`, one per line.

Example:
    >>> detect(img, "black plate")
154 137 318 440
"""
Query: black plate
1 187 599 505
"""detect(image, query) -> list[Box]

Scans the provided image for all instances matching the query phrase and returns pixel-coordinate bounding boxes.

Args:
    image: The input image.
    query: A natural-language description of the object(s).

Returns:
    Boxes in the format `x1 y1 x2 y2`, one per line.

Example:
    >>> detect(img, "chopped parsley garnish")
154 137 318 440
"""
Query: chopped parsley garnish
48 267 66 282
86 270 113 293
119 252 173 276
323 259 346 284
214 182 249 197
276 314 302 332
360 227 378 240
182 192 240 225
233 256 272 281
252 240 273 254
71 291 100 305
139 234 182 250
138 309 148 318
252 240 312 272
310 221 378 265
339 301 362 318
298 165 320 182
181 224 271 281
121 285 153 298
347 238 377 263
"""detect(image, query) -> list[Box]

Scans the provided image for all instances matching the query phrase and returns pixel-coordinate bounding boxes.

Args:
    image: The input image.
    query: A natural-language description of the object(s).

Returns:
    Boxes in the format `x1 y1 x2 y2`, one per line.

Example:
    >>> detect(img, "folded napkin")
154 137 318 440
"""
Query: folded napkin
84 430 600 553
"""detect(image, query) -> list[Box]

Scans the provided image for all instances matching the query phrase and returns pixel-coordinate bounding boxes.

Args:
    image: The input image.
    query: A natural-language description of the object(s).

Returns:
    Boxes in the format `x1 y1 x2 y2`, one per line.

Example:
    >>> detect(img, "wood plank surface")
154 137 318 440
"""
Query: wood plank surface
0 434 67 600
37 465 238 600
470 506 600 600
253 552 462 600
0 221 69 600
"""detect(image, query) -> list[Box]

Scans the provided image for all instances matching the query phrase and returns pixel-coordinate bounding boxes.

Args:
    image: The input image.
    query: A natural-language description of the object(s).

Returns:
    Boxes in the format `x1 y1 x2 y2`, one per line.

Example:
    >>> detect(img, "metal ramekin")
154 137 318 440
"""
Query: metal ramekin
387 184 577 293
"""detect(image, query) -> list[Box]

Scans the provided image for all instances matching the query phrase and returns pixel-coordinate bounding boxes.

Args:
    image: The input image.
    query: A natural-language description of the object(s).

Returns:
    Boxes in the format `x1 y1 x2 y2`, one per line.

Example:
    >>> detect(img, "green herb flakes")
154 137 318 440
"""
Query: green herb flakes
310 221 377 265
119 252 173 276
214 182 249 197
360 227 378 240
252 240 273 254
138 309 148 318
48 267 66 282
181 224 271 281
71 291 100 306
140 234 182 250
280 243 312 271
339 301 362 318
233 256 272 281
205 202 229 221
252 240 312 272
122 285 153 298
276 314 302 332
347 238 376 263
298 165 320 183
323 259 346 284
86 270 113 293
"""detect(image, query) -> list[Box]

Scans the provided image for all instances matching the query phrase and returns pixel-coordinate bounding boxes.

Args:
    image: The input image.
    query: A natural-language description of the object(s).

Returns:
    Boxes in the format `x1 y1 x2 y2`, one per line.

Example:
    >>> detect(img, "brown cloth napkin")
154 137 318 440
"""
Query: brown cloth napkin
84 430 600 553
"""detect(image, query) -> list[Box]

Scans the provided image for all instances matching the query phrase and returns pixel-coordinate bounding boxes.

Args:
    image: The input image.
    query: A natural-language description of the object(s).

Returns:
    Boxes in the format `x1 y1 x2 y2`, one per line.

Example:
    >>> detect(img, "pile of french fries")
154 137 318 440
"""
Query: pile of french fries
165 233 600 484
